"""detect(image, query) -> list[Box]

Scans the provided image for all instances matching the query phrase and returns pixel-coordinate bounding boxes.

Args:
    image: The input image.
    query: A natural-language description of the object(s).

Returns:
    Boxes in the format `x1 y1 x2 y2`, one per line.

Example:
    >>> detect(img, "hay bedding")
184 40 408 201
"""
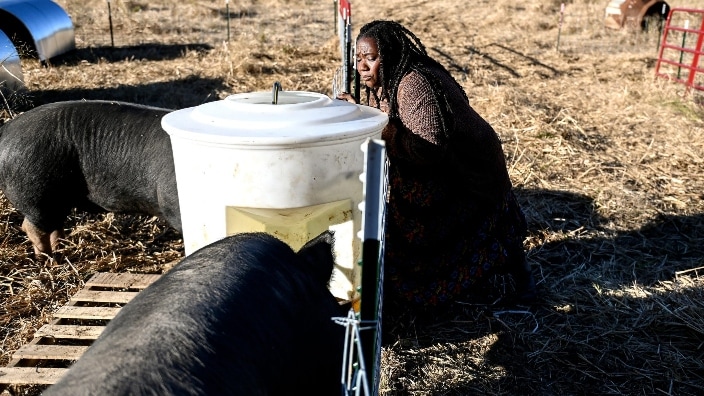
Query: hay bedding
2 0 704 394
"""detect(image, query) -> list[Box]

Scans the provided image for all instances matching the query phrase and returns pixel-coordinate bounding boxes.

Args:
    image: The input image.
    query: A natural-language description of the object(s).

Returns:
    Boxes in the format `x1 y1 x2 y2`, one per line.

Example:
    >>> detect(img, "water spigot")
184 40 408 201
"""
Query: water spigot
272 81 283 104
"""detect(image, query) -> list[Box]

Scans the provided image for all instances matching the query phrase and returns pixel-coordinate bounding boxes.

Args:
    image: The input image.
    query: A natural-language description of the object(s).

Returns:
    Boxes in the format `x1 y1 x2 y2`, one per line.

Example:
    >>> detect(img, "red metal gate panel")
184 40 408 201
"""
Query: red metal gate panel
655 8 704 91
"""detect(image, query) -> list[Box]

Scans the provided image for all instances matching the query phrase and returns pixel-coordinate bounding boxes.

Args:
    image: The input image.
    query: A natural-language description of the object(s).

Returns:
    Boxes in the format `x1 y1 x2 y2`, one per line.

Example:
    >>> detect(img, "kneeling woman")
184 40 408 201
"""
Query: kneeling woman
338 20 536 321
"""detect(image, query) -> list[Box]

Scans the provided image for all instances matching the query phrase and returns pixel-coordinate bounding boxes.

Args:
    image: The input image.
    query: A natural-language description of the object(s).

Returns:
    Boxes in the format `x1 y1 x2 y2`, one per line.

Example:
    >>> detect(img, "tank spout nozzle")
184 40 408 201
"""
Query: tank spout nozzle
272 81 283 104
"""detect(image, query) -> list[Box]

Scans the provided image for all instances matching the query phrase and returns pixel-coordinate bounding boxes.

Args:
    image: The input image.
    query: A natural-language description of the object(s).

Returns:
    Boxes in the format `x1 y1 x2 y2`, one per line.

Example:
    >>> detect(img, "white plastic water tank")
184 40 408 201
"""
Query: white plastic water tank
162 89 388 301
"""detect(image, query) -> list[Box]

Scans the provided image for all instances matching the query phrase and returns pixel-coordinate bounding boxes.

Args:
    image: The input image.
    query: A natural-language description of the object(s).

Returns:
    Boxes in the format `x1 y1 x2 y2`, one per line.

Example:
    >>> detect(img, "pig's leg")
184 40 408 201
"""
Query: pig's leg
21 218 63 256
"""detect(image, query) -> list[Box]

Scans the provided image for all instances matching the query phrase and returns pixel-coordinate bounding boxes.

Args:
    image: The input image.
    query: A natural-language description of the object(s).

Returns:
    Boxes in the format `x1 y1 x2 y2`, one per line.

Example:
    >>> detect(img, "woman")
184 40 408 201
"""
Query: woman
338 20 536 320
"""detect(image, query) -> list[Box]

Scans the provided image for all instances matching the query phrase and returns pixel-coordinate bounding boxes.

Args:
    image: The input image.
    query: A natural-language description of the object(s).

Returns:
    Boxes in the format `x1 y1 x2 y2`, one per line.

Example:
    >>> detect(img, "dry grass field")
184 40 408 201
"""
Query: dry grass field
2 0 704 394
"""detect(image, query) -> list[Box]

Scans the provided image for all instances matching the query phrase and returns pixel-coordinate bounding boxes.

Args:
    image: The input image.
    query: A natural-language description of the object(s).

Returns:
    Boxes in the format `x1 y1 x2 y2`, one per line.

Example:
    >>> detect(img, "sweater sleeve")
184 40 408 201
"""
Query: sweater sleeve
397 71 444 145
382 71 446 164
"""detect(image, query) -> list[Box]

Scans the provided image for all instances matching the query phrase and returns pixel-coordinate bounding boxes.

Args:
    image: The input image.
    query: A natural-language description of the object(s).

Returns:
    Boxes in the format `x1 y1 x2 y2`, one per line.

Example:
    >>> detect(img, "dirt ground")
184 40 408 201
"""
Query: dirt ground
2 0 704 394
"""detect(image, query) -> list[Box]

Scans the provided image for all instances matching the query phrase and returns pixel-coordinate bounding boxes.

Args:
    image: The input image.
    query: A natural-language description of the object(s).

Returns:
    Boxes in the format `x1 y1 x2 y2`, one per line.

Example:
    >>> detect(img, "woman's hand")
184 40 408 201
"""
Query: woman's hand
336 92 358 104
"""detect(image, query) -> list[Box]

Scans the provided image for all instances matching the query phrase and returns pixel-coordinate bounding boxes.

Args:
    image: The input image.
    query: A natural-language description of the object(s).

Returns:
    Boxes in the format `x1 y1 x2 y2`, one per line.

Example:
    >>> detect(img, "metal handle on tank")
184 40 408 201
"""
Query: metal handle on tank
272 81 283 104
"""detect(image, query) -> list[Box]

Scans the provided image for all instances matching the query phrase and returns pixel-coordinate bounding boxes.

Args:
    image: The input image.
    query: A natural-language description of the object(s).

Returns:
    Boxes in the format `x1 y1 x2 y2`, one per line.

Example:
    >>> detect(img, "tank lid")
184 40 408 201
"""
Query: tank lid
161 90 388 146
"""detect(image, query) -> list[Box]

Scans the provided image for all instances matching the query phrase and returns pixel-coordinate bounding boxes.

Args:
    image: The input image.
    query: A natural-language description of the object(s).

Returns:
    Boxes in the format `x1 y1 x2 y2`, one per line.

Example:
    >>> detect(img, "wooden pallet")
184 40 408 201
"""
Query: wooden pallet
0 272 161 386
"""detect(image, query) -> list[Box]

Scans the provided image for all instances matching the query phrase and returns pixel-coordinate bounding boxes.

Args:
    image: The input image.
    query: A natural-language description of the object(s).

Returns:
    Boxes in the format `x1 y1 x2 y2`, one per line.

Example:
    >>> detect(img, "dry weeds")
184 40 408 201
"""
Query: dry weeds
2 0 704 394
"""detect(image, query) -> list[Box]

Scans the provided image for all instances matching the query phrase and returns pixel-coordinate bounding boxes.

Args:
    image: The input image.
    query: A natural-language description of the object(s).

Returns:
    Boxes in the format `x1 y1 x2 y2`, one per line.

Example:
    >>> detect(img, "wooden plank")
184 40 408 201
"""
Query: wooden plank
0 272 165 386
35 324 104 340
53 306 121 320
0 367 68 385
70 289 139 304
85 272 161 290
12 345 88 361
0 272 169 386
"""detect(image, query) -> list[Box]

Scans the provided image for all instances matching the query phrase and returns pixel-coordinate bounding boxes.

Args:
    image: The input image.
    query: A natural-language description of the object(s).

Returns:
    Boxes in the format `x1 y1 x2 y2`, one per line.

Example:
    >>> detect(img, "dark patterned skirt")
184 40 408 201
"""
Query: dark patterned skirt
382 180 528 310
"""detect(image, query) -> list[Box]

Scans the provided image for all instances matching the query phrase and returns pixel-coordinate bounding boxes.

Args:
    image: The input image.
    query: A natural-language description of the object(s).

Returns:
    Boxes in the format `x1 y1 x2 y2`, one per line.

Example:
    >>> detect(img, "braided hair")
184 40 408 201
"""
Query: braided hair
356 20 468 137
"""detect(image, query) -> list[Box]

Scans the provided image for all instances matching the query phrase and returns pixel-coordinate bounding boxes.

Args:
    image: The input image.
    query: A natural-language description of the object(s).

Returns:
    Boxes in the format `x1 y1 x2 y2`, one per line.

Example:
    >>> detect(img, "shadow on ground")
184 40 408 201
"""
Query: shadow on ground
16 75 227 110
48 43 214 66
381 187 704 395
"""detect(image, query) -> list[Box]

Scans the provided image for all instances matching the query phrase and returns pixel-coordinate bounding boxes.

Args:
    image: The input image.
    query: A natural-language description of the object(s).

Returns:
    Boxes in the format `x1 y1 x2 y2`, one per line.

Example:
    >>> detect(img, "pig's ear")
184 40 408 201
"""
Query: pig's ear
297 230 336 286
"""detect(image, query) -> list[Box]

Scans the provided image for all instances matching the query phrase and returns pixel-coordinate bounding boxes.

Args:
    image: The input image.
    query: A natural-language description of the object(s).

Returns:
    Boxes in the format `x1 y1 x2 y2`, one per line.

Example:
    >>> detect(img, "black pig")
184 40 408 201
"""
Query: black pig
43 231 346 396
0 100 181 255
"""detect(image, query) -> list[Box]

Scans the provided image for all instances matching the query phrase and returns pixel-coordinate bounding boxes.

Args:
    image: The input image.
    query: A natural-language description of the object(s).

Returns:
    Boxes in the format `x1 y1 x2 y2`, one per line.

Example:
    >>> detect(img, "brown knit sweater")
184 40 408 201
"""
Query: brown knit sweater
372 67 513 209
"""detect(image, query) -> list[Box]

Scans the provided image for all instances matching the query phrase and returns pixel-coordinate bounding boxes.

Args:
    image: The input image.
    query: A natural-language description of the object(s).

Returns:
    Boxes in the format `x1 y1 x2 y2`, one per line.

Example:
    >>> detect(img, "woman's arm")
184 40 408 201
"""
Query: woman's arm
385 71 446 164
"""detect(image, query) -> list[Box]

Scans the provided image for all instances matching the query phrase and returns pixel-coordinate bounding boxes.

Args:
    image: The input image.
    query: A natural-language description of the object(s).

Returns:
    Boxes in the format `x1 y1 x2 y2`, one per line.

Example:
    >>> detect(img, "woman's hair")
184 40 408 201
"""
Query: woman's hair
357 20 467 132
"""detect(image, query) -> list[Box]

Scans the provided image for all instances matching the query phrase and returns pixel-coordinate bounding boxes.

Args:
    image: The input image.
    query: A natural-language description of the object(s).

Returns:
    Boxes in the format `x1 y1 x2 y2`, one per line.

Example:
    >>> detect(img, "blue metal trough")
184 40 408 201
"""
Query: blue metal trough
0 0 75 62
0 29 24 103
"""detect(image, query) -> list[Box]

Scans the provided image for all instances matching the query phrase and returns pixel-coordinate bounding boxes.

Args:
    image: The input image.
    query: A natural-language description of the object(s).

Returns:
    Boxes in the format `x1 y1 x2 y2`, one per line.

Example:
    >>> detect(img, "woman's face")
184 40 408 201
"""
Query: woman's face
356 37 381 89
